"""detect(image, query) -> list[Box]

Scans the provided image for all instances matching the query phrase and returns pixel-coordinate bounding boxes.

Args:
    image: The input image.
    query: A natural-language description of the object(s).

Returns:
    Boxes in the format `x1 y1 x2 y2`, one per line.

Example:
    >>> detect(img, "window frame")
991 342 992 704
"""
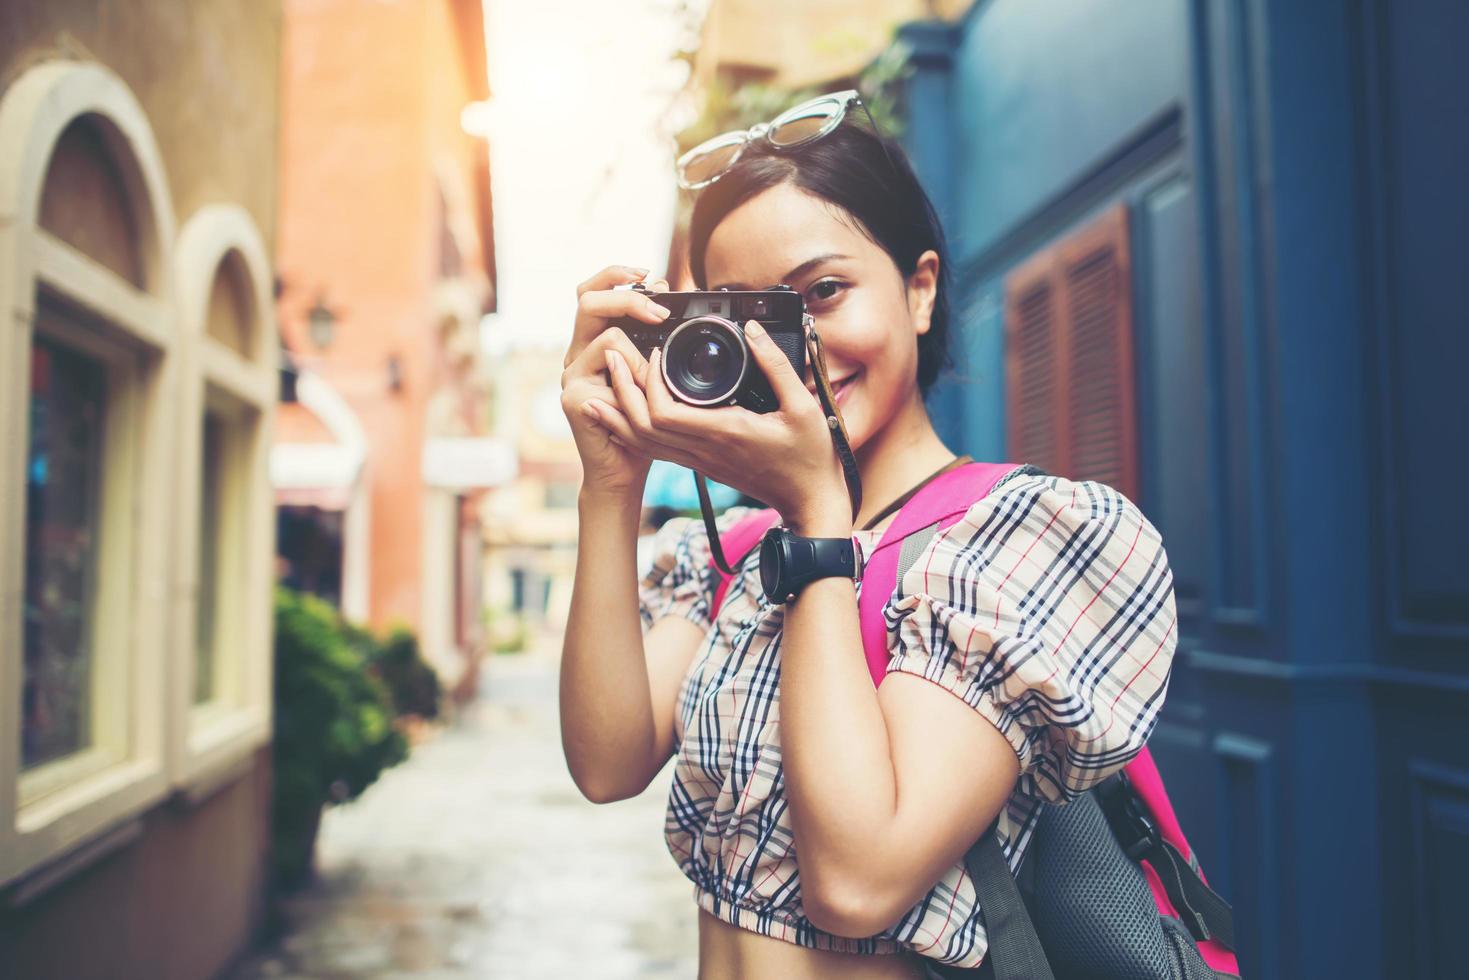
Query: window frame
0 62 179 886
169 205 277 791
19 307 144 810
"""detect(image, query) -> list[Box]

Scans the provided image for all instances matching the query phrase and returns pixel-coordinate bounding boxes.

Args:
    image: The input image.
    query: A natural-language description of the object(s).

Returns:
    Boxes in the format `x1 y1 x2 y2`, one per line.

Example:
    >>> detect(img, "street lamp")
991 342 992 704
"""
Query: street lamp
307 294 338 350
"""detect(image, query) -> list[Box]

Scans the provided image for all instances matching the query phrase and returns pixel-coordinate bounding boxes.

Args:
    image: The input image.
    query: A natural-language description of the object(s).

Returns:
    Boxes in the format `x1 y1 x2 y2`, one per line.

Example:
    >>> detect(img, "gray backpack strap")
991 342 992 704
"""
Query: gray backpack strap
898 526 1054 980
897 521 943 585
963 827 1056 980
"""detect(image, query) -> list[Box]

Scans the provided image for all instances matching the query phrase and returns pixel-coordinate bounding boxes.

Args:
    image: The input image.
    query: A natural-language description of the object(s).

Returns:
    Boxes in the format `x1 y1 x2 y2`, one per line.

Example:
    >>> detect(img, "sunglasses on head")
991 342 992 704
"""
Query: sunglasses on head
675 89 891 190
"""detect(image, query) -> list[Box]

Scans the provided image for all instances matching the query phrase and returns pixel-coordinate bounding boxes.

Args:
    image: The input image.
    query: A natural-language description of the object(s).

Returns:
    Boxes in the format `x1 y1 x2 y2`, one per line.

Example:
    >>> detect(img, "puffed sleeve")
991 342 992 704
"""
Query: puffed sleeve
883 473 1176 803
638 507 756 633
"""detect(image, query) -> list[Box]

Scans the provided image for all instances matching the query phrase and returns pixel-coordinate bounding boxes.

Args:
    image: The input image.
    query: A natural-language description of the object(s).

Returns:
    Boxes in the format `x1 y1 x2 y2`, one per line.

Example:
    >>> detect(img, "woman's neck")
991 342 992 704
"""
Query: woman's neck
851 391 955 531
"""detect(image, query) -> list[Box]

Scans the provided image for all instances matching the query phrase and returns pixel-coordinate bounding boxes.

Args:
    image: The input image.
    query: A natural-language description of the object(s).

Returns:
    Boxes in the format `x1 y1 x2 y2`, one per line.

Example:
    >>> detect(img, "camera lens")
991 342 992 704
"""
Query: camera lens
662 317 748 405
687 339 728 384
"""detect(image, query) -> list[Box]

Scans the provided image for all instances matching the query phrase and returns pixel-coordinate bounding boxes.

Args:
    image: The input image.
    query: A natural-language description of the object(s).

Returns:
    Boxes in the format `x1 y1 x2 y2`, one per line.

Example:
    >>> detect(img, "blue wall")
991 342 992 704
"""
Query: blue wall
902 1 1469 976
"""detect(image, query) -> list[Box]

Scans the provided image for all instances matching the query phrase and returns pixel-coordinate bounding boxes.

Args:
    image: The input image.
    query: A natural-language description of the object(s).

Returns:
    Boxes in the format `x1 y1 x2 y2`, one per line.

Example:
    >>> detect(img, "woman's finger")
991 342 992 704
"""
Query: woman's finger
605 348 659 439
579 398 638 445
584 398 701 470
606 349 713 456
563 326 652 387
576 265 649 297
744 320 816 414
643 347 744 438
566 281 670 367
577 288 672 324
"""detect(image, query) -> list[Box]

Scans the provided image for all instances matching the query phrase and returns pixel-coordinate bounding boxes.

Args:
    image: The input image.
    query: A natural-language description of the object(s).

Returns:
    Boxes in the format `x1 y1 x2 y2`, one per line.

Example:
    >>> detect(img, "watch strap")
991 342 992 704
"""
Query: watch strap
767 530 858 602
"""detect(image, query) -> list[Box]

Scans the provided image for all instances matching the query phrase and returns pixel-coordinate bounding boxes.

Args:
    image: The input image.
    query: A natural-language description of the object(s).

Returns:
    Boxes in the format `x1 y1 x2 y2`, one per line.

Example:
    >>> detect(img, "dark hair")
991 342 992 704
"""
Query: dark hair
687 121 953 395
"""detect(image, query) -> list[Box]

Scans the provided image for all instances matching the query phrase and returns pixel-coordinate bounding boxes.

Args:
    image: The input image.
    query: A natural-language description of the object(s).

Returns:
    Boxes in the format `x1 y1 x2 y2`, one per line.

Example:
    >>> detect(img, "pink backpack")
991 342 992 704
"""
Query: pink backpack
709 462 1240 979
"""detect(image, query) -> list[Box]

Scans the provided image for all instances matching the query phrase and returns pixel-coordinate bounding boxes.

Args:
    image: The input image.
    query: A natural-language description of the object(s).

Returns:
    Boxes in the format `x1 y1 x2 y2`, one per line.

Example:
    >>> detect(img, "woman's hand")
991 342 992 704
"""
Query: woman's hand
583 318 851 533
560 266 671 500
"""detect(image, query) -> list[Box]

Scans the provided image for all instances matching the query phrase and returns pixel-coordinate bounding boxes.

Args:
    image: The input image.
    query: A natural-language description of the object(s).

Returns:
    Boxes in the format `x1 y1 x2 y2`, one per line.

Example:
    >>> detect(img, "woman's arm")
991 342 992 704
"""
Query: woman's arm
783 477 1178 939
559 490 703 804
557 265 703 805
777 512 1020 938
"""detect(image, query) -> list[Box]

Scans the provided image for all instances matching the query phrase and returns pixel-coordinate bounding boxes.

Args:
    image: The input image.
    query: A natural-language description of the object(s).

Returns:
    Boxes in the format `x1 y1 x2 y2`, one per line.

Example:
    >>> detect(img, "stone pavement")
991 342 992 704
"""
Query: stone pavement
226 641 698 979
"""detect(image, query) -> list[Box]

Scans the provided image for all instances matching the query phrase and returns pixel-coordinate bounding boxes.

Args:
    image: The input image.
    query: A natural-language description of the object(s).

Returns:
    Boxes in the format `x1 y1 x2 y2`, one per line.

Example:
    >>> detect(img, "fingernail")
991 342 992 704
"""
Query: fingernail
745 320 765 339
650 302 671 319
580 401 600 420
629 267 649 277
605 350 619 374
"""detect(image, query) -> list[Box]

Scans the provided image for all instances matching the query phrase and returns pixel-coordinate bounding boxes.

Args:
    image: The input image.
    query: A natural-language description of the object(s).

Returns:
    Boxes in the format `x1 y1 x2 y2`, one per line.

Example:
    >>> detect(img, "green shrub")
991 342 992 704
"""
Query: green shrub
364 626 441 719
271 587 408 888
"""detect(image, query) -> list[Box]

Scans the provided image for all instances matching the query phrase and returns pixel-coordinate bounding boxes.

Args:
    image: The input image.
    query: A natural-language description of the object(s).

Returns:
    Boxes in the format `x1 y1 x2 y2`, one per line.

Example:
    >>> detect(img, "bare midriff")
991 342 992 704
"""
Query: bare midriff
697 908 929 980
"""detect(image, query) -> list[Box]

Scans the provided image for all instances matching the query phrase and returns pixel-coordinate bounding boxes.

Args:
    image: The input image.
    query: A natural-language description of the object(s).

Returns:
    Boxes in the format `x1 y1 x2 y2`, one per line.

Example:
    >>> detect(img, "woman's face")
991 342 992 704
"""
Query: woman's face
702 182 937 453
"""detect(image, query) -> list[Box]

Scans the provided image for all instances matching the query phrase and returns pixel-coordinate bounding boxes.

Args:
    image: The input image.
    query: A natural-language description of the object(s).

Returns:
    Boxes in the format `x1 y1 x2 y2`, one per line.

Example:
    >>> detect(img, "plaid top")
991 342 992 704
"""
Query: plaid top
637 468 1176 968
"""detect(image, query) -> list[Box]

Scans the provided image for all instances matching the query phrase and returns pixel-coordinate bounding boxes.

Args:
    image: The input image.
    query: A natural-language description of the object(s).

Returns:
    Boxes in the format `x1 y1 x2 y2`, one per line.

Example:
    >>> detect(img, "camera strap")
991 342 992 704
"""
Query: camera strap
698 323 863 576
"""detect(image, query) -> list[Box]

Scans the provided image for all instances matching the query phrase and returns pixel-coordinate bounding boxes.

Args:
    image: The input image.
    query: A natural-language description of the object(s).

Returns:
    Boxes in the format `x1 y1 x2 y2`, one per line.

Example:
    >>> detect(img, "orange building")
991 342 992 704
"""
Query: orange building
273 0 504 695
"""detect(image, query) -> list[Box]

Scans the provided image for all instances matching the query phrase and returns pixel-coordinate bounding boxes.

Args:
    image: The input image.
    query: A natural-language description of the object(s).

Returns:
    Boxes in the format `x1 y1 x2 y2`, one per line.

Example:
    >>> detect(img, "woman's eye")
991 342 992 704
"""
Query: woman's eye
806 280 847 304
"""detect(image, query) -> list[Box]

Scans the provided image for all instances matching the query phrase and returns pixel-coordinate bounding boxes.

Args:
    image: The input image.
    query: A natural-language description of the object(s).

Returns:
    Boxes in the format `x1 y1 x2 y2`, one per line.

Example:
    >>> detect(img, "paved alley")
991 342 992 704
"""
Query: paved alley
227 644 698 979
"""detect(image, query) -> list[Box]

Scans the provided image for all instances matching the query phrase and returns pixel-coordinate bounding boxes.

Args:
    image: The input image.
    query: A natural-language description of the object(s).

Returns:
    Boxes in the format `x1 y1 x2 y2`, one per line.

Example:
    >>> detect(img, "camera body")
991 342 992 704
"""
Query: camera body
613 284 807 414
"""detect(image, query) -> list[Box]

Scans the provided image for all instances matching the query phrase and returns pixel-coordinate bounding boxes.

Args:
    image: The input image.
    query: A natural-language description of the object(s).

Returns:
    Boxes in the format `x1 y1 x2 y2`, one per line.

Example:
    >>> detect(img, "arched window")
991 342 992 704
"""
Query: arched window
0 62 177 885
173 206 277 786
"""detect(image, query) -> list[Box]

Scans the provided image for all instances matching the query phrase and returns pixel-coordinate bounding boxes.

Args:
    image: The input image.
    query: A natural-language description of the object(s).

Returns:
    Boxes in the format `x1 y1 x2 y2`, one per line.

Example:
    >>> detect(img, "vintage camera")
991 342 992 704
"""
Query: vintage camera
612 284 808 413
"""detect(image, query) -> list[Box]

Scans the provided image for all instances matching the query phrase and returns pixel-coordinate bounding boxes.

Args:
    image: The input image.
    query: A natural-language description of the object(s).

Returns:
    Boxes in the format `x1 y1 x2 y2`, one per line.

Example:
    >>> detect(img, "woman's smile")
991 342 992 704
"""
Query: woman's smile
807 369 861 408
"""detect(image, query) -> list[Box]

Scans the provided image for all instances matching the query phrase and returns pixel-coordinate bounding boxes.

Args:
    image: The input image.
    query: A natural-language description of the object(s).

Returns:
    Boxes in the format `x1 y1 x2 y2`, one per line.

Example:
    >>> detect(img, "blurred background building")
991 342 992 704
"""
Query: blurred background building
0 2 281 977
471 0 692 641
479 347 581 641
272 0 507 698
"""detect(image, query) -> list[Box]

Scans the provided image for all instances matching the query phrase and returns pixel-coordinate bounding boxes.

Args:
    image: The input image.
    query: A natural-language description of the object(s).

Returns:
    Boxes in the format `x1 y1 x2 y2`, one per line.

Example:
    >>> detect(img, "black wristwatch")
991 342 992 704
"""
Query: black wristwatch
758 526 860 604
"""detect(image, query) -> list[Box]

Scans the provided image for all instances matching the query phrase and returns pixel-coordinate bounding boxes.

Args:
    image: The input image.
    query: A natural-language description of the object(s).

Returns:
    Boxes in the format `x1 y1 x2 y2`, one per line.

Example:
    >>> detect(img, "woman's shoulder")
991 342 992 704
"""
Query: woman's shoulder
640 505 766 631
896 464 1169 604
949 465 1159 550
884 465 1176 801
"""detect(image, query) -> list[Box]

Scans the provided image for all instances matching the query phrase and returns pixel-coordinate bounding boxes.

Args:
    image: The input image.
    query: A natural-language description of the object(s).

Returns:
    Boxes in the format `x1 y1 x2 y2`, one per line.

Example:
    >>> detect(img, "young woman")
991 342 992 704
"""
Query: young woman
558 100 1176 979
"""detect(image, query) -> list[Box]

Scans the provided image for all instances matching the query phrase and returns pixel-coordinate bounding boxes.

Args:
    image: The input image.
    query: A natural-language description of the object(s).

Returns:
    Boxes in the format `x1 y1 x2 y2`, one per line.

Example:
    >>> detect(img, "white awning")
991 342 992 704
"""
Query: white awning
271 371 368 495
422 437 517 490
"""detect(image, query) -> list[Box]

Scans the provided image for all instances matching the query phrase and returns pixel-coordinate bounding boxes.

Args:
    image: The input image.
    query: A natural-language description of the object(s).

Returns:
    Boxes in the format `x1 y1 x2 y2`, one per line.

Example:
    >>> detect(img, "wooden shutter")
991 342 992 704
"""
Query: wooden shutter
1004 205 1139 501
1006 258 1069 476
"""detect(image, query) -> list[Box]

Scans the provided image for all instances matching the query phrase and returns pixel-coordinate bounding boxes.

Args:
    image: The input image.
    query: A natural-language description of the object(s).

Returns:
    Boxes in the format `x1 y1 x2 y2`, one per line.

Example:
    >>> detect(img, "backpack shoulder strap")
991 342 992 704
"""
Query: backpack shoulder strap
963 826 1057 980
857 462 1020 687
708 461 1018 666
709 508 780 619
1109 750 1239 963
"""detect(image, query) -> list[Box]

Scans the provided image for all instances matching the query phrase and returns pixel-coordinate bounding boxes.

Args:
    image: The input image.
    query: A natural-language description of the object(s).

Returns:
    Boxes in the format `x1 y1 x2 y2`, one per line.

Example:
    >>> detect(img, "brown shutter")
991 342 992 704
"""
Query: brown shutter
1004 205 1139 501
1005 251 1070 476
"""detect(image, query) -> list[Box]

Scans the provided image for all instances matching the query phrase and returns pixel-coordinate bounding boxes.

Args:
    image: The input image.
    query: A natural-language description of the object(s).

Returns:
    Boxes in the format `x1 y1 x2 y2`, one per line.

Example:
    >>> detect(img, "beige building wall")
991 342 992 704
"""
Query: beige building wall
0 0 280 247
694 0 973 90
0 3 281 978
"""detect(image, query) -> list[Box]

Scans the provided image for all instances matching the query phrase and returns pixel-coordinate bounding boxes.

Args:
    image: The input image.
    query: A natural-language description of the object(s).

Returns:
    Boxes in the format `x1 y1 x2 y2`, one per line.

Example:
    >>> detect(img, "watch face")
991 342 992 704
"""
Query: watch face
759 531 783 599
